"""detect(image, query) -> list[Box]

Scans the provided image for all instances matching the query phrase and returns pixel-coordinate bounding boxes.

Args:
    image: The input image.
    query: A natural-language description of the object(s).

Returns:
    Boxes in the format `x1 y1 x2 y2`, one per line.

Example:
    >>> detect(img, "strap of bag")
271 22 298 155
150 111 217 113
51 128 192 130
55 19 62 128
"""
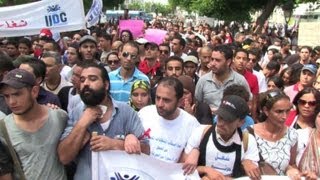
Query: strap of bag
0 120 26 180
243 131 249 153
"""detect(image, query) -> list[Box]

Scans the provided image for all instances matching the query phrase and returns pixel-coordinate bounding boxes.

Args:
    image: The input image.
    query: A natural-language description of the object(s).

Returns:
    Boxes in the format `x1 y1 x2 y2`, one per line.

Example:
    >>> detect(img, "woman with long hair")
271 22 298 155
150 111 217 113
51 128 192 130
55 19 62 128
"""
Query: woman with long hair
285 87 320 129
296 111 320 179
253 89 301 178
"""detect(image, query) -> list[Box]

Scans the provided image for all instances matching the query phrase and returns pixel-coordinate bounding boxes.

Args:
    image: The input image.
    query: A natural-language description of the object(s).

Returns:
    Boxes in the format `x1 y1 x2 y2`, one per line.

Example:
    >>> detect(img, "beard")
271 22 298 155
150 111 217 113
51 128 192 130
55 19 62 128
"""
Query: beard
80 86 106 106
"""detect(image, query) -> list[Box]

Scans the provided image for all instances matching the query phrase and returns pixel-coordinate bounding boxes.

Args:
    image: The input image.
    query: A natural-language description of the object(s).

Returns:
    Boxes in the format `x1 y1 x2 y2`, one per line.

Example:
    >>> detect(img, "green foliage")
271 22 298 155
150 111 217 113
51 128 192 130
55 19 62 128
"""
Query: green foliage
170 0 319 22
127 2 172 16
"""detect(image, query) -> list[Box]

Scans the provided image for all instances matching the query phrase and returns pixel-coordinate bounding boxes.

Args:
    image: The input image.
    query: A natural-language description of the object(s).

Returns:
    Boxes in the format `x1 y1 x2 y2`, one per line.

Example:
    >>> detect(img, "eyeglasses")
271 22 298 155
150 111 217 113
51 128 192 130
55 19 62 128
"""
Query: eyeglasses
298 99 317 106
122 52 137 59
107 60 120 65
121 35 129 38
159 50 169 55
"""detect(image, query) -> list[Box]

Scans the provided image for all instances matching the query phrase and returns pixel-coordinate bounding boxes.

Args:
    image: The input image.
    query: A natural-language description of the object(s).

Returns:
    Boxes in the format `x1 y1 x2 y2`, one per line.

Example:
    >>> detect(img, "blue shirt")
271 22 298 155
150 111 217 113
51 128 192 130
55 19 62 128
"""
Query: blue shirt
60 98 147 180
109 67 149 102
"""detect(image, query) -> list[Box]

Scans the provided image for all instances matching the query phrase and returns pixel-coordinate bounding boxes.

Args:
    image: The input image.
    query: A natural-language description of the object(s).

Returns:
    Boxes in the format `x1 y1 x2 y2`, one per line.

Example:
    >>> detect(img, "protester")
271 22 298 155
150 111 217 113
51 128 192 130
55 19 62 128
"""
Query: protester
253 89 300 177
296 111 320 179
285 87 320 129
109 41 149 102
0 69 67 179
138 77 200 163
129 80 151 111
58 63 149 180
183 95 260 179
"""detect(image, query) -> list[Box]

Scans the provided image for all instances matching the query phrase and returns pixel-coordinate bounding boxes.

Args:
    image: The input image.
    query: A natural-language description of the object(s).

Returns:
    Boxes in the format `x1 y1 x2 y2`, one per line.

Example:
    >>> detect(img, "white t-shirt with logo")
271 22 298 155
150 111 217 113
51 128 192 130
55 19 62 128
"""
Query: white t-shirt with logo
138 105 200 163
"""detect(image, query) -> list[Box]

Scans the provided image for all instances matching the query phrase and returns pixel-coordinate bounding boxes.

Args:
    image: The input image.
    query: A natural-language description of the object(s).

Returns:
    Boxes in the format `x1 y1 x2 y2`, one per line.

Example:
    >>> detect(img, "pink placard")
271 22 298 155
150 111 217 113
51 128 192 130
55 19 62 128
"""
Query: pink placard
119 20 144 39
144 29 167 45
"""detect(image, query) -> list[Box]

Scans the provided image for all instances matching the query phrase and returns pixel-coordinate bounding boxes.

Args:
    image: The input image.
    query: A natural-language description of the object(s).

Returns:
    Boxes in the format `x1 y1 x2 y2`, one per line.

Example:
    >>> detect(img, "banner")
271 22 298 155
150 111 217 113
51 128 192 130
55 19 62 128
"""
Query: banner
92 150 200 180
85 0 103 28
235 176 291 180
119 20 144 39
144 29 167 45
0 0 85 37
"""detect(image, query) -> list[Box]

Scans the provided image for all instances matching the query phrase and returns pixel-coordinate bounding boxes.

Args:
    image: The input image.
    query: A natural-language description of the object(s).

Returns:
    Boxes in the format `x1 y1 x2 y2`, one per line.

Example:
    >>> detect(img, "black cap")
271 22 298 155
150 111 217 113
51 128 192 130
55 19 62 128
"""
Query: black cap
0 69 36 89
144 42 159 50
216 95 249 121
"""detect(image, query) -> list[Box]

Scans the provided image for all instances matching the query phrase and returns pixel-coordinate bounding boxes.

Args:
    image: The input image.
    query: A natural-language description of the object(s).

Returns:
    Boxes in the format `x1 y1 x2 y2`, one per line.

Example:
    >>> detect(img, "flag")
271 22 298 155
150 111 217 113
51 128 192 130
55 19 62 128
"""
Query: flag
92 150 201 180
85 0 103 28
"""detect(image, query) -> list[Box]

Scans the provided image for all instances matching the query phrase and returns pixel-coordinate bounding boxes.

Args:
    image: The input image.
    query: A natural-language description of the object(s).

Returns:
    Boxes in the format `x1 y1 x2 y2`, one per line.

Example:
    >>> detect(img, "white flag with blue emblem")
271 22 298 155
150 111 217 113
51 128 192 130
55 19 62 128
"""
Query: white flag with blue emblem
85 0 103 28
92 150 201 180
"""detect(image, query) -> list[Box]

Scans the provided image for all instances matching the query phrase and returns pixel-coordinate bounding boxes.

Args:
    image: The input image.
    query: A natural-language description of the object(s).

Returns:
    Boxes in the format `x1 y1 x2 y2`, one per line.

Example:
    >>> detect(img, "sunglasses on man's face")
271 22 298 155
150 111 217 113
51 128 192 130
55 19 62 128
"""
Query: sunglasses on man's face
122 52 137 59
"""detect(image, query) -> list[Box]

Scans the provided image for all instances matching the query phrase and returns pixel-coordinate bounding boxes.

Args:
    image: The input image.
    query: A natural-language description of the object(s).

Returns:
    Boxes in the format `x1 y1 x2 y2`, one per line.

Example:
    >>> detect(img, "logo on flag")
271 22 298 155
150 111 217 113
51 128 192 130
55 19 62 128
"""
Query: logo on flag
85 0 103 27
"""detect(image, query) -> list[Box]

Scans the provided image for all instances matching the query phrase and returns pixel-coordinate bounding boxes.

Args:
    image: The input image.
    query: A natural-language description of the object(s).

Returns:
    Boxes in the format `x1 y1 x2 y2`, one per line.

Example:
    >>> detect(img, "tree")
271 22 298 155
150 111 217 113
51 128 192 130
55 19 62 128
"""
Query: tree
169 0 318 33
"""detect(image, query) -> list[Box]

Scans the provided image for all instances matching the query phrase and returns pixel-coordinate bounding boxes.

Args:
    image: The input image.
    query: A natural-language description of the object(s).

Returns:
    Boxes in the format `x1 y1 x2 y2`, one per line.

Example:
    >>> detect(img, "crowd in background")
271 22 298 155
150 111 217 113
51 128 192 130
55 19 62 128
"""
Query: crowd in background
0 13 320 180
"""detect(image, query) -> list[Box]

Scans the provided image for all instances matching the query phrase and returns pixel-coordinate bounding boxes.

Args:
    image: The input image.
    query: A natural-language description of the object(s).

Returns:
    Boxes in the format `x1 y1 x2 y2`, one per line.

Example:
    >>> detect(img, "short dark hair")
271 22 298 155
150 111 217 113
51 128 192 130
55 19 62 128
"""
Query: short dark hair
158 77 183 100
248 48 261 60
165 56 184 70
21 59 46 83
118 41 140 55
267 75 284 90
212 44 233 60
0 54 14 73
173 36 186 48
97 32 112 44
266 60 280 72
18 38 32 49
82 62 110 92
233 48 248 58
223 84 250 102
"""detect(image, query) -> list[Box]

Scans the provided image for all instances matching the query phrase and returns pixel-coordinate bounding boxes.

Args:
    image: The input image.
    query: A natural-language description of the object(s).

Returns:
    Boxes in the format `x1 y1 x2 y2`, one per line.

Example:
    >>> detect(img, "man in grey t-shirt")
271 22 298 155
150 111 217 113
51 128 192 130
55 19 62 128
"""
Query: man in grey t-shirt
0 69 67 180
195 44 250 113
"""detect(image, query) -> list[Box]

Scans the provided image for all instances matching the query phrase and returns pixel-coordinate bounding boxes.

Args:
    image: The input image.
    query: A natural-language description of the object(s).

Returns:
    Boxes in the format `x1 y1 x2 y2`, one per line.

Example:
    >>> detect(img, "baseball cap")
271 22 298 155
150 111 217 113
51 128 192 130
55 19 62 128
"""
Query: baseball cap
79 35 97 46
301 64 317 75
39 28 53 38
135 38 148 45
216 95 249 122
144 42 159 50
183 55 199 65
0 69 36 89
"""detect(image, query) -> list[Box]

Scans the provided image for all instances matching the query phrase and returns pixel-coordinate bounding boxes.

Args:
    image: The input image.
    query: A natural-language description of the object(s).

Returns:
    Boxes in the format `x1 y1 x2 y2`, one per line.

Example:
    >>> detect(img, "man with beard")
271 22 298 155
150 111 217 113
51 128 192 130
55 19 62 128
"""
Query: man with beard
0 69 67 180
58 63 149 180
195 44 250 113
138 77 200 163
109 41 149 102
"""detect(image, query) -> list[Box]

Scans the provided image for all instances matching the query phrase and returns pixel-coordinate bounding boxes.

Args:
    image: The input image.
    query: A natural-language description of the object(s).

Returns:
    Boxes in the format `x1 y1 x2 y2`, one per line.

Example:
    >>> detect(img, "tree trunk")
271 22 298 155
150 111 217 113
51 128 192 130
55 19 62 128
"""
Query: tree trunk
255 0 279 34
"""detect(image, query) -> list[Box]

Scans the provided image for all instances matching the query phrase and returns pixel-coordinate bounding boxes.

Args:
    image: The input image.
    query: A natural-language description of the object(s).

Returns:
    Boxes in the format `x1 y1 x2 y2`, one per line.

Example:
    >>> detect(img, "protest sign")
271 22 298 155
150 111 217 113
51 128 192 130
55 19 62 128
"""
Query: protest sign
119 20 144 39
144 29 167 45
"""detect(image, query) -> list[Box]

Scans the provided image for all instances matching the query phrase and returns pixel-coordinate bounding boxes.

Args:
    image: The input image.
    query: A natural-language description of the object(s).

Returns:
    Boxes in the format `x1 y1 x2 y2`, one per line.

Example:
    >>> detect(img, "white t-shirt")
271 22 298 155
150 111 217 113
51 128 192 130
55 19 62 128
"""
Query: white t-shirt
138 105 200 163
296 128 312 166
185 125 260 176
253 70 267 93
43 76 72 95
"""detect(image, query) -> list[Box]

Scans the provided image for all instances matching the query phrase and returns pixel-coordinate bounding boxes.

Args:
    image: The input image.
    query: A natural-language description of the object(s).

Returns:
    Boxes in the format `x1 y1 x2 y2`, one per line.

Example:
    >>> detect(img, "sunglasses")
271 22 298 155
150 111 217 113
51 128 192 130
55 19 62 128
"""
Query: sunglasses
159 50 169 55
107 60 120 65
298 99 317 106
121 35 129 38
122 52 137 59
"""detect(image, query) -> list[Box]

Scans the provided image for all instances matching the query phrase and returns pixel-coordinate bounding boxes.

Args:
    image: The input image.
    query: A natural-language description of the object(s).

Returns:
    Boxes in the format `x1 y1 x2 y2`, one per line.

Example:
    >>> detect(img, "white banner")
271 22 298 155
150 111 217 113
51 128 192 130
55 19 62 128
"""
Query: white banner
85 0 103 28
92 150 200 180
0 0 85 37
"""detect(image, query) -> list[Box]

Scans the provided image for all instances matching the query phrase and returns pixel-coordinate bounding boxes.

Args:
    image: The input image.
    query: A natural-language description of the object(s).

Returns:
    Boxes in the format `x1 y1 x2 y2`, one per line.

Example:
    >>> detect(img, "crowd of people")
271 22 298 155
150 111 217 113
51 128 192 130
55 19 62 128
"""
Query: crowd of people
0 14 319 180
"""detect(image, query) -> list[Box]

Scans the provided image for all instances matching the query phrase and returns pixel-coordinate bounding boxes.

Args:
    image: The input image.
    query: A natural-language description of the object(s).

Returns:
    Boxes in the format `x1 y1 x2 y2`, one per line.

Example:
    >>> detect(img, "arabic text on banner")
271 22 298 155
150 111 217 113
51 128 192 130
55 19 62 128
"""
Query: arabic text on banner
0 0 85 37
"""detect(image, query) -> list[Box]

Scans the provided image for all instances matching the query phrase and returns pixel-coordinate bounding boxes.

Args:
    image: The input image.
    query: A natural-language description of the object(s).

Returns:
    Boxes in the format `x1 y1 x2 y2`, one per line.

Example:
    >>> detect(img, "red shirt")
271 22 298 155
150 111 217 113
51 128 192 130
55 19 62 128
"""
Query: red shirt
138 59 160 77
243 70 259 95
